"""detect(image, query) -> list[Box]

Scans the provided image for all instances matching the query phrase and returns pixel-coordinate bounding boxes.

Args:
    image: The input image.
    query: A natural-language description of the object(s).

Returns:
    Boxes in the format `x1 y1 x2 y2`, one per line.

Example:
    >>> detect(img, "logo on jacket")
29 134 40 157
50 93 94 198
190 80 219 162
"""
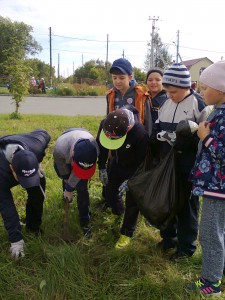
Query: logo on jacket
127 98 133 105
183 110 188 115
126 144 131 149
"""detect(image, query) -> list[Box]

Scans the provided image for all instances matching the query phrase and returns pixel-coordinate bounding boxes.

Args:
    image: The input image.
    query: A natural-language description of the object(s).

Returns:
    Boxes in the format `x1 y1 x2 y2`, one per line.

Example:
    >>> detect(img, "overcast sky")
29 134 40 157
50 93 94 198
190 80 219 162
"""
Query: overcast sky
1 0 225 76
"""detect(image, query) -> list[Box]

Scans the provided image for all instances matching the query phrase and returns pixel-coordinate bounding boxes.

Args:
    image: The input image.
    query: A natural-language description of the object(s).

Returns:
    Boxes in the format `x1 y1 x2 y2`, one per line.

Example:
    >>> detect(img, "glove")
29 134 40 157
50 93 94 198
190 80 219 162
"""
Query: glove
99 169 108 186
63 190 73 203
118 180 129 197
10 239 25 259
157 131 176 146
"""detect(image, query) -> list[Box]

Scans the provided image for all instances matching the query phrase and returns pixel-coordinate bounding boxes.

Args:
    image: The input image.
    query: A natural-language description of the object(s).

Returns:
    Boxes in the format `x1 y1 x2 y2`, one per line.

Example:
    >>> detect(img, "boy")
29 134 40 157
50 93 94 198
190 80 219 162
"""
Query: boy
53 128 99 237
97 108 149 248
152 63 210 261
107 58 151 134
187 61 225 297
0 129 50 259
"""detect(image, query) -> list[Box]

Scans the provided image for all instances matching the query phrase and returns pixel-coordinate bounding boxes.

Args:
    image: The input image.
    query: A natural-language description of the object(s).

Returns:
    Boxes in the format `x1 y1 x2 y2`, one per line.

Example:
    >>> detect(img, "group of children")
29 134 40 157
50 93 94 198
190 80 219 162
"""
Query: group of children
1 57 225 297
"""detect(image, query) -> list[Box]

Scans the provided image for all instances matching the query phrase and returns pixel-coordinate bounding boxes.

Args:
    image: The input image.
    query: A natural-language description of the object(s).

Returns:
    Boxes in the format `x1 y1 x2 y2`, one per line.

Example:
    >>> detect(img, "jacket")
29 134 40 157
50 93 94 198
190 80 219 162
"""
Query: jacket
0 129 51 242
106 84 152 135
53 128 99 190
191 104 225 200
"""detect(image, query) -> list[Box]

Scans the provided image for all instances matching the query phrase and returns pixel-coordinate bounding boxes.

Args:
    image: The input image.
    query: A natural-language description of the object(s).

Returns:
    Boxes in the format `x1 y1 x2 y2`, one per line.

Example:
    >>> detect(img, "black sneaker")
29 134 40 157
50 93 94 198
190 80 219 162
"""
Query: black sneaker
157 240 177 251
170 250 192 262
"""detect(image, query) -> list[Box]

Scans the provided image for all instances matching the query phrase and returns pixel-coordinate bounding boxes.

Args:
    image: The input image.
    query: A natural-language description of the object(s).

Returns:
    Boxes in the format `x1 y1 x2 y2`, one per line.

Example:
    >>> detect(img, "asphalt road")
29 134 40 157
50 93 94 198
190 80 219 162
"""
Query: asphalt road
0 95 107 116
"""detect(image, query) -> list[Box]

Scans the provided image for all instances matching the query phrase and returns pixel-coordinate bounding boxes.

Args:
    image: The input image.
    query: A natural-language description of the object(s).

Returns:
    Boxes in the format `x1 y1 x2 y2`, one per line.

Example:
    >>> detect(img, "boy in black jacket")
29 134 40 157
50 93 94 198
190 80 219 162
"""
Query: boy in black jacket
0 129 50 259
96 108 149 248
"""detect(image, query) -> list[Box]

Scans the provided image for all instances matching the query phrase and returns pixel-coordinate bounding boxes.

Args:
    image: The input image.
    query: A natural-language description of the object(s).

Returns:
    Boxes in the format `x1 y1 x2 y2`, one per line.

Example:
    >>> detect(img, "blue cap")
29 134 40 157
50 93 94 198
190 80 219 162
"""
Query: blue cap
110 58 133 75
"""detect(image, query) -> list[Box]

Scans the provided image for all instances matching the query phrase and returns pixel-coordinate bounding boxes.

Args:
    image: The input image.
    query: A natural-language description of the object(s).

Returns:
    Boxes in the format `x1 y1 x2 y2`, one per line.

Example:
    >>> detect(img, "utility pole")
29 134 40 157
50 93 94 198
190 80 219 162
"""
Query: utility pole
176 30 180 63
149 16 159 69
58 53 60 81
122 50 124 58
105 34 109 87
49 27 52 87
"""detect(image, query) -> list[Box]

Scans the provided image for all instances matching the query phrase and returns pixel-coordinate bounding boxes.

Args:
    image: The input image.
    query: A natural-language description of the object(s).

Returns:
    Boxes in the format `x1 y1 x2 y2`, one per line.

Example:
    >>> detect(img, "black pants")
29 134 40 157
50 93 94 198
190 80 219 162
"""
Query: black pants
160 167 199 256
106 160 139 237
26 176 46 231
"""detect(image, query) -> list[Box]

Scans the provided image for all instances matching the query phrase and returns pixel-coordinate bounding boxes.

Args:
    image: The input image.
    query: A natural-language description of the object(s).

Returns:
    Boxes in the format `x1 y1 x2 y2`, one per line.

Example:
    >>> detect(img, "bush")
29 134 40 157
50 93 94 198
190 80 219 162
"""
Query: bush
55 86 74 96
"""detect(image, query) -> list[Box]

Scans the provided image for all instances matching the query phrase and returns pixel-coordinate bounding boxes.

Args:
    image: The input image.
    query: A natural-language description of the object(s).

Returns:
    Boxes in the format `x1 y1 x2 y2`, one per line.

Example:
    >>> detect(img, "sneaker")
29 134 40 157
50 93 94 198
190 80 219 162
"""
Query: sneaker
170 250 191 262
186 276 221 296
115 234 131 249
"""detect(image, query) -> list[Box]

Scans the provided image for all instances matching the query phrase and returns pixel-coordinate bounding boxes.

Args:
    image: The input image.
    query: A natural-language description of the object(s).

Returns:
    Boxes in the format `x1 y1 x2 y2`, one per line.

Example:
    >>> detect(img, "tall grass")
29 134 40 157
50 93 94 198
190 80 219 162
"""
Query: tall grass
0 114 217 300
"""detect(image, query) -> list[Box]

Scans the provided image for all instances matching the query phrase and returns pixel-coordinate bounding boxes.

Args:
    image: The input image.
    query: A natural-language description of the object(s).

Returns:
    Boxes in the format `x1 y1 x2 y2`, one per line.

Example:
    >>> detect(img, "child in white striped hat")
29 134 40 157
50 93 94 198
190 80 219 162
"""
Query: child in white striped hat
151 63 211 261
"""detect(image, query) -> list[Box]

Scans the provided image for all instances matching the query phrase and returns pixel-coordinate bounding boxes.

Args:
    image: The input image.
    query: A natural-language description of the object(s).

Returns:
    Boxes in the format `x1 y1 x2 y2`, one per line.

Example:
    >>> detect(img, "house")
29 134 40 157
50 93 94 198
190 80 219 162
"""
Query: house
182 57 213 84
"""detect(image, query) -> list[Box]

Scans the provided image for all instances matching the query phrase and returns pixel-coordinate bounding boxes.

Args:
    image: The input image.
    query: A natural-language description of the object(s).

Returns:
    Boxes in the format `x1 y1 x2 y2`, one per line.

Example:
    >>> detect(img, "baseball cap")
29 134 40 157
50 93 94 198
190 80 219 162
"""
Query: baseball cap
109 58 133 75
12 150 40 188
99 109 131 150
72 139 98 180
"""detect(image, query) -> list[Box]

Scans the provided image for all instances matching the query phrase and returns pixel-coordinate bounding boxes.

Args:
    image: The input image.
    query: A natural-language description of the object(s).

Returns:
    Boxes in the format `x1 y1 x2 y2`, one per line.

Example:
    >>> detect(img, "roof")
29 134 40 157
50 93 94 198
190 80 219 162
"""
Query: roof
182 57 214 69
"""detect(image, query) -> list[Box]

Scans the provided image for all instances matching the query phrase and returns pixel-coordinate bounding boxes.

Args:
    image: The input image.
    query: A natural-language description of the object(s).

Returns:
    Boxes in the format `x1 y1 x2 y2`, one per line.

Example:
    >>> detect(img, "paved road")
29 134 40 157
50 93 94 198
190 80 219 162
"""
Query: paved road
0 95 107 116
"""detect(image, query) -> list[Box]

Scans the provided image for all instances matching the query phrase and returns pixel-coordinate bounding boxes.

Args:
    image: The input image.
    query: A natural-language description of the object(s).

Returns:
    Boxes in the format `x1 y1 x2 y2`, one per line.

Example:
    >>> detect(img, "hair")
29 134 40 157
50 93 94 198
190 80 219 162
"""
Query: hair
145 68 164 84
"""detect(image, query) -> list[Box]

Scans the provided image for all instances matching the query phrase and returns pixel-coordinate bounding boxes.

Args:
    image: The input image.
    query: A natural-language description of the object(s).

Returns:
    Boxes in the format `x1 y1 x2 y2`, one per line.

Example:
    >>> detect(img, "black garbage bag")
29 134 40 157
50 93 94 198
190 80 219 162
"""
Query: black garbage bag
127 148 178 230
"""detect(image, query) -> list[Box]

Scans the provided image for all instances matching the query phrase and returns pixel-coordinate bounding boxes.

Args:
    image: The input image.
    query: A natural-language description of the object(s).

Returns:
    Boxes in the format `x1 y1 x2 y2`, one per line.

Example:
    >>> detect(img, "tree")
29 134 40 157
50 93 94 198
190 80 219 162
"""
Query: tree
2 40 32 118
74 59 110 85
25 58 56 86
0 16 42 77
133 67 146 84
144 33 172 71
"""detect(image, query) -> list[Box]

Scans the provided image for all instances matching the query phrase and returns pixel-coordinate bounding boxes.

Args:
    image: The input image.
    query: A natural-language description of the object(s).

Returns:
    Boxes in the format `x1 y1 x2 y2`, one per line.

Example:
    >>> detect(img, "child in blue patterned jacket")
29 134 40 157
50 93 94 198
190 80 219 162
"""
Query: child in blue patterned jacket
187 60 225 297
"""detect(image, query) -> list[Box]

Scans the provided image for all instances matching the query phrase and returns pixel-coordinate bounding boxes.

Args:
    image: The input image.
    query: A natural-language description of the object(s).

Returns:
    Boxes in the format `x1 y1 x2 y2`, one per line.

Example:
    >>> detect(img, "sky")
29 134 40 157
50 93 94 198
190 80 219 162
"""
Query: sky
1 0 225 77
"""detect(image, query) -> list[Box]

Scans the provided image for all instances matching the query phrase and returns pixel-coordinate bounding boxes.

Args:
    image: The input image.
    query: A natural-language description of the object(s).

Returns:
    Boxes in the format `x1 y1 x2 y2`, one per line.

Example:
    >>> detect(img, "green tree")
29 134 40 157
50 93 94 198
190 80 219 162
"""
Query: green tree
25 58 56 86
144 33 172 71
0 16 42 77
74 59 109 85
3 42 31 118
133 67 146 84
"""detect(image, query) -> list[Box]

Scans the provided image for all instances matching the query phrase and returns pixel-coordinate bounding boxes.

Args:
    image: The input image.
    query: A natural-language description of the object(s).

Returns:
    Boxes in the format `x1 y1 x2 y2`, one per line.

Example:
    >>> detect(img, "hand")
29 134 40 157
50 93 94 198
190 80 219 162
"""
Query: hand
197 121 211 141
118 180 129 197
63 190 73 203
99 169 108 186
10 239 25 260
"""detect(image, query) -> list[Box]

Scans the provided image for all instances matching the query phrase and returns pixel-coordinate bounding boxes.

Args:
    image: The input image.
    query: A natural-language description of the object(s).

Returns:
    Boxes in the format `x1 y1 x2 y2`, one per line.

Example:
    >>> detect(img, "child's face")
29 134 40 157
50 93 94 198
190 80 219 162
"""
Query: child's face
146 72 163 95
164 86 190 103
112 73 132 94
200 83 225 105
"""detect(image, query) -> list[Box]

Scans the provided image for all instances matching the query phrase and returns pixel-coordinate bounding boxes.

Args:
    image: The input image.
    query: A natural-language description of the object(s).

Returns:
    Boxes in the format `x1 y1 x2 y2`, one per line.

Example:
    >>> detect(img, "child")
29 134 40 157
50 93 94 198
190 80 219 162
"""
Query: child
151 63 210 261
145 68 167 124
97 108 149 248
53 129 99 237
107 58 151 135
187 60 225 297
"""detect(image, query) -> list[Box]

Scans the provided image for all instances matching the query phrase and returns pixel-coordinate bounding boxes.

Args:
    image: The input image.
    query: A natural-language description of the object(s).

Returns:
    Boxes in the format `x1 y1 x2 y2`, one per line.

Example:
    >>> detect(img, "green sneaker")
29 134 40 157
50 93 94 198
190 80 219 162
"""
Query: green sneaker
115 234 131 249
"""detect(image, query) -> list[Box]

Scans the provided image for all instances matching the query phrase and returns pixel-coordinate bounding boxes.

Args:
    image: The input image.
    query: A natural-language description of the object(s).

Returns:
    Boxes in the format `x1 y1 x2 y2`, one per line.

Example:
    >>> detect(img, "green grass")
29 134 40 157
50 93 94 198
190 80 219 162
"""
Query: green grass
0 114 219 300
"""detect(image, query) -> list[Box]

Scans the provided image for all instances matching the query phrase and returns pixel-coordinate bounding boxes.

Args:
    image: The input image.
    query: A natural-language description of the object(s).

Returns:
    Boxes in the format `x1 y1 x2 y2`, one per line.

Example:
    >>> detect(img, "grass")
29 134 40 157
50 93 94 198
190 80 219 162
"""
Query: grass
0 114 221 300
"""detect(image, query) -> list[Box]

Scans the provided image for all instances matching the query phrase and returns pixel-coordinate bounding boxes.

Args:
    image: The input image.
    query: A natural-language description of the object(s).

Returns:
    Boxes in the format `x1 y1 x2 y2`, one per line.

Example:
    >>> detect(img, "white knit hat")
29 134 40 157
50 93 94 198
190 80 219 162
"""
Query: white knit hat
162 63 191 89
200 61 225 93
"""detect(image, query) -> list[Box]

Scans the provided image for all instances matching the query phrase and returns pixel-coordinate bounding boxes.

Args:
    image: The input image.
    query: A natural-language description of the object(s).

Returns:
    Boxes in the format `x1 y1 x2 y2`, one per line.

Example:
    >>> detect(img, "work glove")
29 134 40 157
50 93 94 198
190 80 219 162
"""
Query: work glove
157 131 176 146
118 180 129 197
63 190 73 203
99 169 108 186
10 239 25 260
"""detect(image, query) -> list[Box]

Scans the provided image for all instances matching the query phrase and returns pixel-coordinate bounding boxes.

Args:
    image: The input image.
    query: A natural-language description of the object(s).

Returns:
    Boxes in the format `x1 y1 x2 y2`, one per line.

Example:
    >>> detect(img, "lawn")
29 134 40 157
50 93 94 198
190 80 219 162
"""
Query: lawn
0 114 213 300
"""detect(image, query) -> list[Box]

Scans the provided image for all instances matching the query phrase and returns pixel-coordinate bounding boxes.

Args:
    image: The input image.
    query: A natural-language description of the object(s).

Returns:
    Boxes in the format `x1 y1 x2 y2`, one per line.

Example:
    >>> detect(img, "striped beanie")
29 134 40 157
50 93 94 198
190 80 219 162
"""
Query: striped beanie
200 60 225 93
162 63 191 89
